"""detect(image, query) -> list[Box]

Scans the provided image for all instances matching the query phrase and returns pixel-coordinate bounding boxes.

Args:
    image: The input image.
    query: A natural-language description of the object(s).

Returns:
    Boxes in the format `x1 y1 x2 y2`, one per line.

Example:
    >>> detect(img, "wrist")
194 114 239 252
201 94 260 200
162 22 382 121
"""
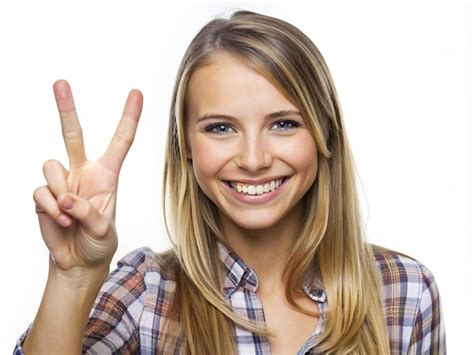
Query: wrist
48 255 110 291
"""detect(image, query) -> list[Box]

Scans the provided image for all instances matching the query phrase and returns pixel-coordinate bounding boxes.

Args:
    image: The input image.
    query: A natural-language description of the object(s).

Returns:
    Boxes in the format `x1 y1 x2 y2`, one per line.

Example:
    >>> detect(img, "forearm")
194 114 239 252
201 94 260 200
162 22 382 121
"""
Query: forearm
23 256 109 355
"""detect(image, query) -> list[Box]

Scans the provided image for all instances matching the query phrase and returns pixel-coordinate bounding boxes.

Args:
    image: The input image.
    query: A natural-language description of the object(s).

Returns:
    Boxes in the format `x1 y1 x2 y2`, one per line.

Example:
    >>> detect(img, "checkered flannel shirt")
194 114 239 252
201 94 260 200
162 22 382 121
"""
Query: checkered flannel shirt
14 242 446 354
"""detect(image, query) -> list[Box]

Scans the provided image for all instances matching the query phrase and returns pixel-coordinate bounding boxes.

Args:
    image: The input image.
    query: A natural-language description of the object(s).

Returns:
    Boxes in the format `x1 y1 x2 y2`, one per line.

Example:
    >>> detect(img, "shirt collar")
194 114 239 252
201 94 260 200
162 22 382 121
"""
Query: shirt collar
217 240 326 303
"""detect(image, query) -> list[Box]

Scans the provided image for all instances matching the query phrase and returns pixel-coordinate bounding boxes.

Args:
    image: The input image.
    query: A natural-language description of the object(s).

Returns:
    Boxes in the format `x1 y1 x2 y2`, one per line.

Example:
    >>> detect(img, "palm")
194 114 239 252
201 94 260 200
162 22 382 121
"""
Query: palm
37 80 143 271
67 162 118 211
62 163 118 268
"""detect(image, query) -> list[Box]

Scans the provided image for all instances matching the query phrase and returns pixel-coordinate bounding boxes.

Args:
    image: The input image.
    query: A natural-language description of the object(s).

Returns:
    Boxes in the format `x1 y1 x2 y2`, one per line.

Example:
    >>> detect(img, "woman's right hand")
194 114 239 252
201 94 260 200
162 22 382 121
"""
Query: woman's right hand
33 80 143 275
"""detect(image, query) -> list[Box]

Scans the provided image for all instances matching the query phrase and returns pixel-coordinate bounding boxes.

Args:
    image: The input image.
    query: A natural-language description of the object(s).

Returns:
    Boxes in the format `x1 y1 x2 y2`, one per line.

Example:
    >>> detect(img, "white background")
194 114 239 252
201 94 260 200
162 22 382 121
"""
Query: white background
1 0 472 353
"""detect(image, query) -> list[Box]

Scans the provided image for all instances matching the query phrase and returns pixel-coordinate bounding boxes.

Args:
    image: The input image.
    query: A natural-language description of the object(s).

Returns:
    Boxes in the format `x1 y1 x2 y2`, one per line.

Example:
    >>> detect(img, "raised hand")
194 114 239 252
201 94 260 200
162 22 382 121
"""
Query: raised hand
33 80 143 273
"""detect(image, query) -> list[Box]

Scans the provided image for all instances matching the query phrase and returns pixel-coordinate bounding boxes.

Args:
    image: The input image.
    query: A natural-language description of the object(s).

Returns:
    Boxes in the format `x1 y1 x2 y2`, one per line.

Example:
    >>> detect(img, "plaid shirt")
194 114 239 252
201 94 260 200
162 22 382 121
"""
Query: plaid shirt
14 242 446 354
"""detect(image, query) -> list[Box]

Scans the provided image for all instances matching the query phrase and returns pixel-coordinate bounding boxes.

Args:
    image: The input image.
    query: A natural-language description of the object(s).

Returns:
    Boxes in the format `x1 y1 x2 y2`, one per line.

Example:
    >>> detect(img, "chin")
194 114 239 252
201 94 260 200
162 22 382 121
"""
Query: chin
226 214 281 231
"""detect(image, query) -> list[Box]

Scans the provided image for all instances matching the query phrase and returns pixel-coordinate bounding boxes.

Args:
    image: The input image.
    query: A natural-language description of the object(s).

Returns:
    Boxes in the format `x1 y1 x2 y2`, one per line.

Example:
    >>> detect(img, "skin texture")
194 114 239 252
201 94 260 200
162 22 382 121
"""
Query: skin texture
186 52 320 354
186 52 318 294
34 80 143 271
24 53 319 353
23 80 144 354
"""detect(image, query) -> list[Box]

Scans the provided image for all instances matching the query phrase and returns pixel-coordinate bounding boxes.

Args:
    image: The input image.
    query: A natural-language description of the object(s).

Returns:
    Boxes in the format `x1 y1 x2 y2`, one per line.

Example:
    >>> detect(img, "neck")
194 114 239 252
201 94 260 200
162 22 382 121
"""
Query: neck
219 203 304 296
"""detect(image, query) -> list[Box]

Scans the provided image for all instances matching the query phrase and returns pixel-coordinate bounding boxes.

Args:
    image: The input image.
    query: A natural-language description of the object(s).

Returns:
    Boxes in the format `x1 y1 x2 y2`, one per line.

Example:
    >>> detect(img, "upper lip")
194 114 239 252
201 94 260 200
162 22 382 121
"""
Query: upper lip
223 176 289 185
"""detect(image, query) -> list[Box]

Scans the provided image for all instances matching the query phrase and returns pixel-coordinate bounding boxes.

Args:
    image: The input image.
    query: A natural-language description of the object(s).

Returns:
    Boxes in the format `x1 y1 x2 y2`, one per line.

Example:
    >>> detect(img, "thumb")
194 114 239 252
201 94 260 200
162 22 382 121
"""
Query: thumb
57 193 111 237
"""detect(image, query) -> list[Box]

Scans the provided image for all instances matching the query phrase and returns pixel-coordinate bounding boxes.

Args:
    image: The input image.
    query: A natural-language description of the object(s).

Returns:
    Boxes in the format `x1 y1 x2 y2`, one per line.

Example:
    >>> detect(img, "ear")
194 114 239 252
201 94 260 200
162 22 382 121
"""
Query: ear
185 143 192 160
182 126 192 160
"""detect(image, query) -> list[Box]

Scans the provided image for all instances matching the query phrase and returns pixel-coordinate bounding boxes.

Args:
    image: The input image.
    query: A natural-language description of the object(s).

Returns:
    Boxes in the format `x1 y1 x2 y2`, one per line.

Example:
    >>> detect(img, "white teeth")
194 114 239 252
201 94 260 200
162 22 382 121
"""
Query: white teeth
229 178 285 195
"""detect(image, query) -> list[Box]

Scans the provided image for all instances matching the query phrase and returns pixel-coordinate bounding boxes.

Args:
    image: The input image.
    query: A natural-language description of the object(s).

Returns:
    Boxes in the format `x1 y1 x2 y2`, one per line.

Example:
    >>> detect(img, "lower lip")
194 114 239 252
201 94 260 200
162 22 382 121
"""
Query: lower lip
221 177 290 205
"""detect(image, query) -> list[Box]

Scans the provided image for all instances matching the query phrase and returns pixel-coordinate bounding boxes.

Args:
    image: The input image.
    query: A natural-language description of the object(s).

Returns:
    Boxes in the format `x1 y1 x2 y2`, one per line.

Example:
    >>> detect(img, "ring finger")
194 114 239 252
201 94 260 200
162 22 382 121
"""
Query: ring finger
43 159 69 198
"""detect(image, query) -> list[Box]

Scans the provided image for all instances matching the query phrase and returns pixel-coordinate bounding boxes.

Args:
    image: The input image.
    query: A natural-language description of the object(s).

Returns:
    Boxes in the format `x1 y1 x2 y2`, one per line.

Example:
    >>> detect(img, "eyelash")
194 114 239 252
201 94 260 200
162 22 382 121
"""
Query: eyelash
204 119 300 135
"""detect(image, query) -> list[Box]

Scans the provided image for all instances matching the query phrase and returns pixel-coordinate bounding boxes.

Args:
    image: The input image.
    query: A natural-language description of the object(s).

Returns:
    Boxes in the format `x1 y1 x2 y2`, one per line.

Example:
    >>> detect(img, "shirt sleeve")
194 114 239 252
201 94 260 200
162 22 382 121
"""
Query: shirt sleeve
13 249 149 355
408 263 446 355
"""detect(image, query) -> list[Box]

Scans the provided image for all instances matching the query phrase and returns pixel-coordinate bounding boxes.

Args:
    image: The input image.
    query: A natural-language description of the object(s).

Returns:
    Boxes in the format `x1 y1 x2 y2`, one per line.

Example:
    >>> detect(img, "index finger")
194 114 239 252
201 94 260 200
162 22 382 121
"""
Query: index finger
101 89 143 174
53 80 87 168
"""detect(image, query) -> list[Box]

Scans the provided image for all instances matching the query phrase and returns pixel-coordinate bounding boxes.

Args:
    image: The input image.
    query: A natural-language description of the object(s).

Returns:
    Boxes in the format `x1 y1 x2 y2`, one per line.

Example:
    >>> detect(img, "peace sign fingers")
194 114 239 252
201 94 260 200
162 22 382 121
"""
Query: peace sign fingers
53 80 87 169
101 89 143 175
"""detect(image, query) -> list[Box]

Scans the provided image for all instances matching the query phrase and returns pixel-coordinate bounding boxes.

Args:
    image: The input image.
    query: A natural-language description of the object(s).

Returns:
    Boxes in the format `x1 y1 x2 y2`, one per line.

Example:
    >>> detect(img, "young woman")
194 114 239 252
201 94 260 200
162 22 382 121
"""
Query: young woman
15 10 445 355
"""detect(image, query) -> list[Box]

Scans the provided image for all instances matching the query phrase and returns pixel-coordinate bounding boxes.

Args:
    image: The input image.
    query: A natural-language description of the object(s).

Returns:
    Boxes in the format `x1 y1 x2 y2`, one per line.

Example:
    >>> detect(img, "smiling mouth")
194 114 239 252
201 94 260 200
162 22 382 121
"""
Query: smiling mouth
224 177 289 196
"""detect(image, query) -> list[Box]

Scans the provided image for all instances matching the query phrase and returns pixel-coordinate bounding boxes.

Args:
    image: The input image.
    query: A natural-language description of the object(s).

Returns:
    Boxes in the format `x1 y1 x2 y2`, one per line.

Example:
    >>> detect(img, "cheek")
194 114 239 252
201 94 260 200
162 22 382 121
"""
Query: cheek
277 134 318 174
190 139 230 193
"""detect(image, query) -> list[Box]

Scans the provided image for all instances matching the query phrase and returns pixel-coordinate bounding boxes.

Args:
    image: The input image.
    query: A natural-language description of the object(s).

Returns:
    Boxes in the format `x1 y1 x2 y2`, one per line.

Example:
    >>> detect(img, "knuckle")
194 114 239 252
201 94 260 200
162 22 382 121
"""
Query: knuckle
42 159 60 173
113 130 134 146
33 186 52 215
63 129 83 140
33 185 47 202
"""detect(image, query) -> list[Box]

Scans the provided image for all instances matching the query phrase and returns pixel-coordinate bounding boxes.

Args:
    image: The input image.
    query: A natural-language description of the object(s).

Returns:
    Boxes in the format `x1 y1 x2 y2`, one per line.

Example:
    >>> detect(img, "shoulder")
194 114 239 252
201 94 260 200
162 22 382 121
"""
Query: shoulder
109 246 179 295
370 244 438 294
370 244 446 352
82 246 180 352
116 246 179 279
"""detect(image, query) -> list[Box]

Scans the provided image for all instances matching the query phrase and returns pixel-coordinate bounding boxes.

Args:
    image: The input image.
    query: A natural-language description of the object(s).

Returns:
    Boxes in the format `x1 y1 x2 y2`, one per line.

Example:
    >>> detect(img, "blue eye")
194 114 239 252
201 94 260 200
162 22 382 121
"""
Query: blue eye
205 123 234 134
204 119 299 134
271 119 299 130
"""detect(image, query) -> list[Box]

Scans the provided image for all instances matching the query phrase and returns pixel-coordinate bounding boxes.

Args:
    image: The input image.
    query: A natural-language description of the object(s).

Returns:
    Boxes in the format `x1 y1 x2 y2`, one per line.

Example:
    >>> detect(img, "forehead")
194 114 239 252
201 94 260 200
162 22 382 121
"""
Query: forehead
186 53 298 120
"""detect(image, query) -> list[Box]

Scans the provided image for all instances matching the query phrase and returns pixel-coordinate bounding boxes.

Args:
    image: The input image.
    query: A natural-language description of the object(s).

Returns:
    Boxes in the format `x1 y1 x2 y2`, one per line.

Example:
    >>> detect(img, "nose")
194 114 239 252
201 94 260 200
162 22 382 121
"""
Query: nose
235 133 272 172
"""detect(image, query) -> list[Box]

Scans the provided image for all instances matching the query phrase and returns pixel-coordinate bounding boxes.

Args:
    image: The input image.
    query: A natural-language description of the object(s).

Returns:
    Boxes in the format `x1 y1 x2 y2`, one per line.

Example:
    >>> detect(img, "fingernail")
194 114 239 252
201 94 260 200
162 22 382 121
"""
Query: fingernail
61 196 75 209
58 214 71 227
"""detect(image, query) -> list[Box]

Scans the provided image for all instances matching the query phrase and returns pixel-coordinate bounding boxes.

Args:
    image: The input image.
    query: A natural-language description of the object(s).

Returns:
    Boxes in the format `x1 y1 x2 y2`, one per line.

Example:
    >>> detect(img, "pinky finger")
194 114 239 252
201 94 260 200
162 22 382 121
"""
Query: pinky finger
33 185 73 227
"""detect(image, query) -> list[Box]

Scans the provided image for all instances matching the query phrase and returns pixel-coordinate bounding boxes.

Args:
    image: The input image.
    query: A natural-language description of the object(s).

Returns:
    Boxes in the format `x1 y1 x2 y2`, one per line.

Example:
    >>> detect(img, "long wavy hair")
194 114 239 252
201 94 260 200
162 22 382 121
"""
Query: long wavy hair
159 9 390 354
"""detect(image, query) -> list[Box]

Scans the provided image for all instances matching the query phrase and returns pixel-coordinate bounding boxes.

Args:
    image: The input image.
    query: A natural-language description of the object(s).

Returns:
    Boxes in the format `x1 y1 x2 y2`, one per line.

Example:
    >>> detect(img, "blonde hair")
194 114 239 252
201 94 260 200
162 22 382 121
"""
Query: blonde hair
159 9 390 354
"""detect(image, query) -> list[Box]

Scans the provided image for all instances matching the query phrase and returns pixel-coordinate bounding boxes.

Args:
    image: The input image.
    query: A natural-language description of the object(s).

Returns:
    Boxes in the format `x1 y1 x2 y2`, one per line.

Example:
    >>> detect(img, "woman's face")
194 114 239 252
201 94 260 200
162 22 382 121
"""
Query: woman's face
185 52 318 230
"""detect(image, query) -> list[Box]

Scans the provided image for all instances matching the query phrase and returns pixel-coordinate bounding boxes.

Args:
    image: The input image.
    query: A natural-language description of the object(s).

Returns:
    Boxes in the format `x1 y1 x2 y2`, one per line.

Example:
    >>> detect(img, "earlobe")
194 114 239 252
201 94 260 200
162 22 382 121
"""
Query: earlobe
184 135 192 160
185 148 192 160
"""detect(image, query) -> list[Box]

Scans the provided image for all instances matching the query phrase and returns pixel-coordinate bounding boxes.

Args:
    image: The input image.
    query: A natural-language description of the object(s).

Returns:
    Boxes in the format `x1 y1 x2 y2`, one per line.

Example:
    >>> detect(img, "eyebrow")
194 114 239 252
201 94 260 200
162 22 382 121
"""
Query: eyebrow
196 110 302 123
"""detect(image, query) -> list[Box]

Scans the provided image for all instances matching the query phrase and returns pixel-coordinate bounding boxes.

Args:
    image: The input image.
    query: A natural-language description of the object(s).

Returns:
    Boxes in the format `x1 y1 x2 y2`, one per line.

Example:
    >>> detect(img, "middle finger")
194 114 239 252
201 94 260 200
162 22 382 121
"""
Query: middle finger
101 89 143 174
